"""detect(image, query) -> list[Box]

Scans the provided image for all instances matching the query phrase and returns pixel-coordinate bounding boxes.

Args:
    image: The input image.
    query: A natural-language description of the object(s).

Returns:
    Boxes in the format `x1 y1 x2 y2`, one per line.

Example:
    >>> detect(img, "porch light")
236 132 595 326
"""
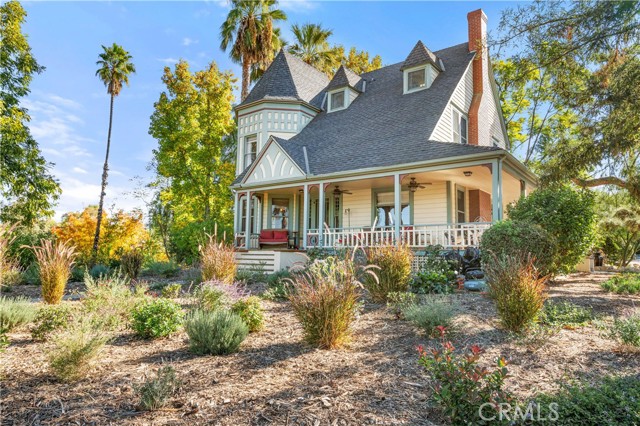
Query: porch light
463 171 473 177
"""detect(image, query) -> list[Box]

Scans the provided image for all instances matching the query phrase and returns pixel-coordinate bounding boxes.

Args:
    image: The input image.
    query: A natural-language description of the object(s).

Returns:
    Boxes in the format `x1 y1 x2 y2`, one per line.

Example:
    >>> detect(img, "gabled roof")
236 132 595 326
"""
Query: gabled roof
326 65 362 92
400 40 443 72
238 50 330 109
276 43 499 176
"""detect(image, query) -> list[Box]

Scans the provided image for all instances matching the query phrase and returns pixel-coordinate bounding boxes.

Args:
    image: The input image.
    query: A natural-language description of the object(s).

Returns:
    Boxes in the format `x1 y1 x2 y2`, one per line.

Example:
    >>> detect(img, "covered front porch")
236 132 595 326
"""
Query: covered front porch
233 157 532 251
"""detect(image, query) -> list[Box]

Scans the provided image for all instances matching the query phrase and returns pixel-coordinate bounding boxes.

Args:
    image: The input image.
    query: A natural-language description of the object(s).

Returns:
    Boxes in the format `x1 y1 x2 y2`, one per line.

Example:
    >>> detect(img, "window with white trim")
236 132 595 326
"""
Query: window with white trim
452 107 468 144
407 68 426 91
328 89 346 112
243 134 257 168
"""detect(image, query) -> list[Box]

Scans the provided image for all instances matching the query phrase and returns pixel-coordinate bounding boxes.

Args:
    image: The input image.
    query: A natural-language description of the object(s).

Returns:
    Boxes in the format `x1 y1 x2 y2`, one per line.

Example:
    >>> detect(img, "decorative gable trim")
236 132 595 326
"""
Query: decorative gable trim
242 136 305 184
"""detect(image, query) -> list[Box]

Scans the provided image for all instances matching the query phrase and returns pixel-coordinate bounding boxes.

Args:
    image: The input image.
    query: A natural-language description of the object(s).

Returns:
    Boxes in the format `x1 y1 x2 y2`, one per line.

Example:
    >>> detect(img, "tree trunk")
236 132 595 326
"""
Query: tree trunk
92 93 115 265
241 57 251 102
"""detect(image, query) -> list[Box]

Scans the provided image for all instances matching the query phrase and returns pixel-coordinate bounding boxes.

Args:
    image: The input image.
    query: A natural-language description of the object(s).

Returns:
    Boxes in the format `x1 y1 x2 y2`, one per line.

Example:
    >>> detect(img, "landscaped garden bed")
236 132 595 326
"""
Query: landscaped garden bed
2 272 639 425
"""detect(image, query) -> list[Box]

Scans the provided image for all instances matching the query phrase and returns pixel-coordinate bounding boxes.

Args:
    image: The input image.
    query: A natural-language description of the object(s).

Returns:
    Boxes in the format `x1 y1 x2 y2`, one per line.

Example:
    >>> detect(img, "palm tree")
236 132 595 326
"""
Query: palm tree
288 23 340 75
220 0 286 101
92 43 136 264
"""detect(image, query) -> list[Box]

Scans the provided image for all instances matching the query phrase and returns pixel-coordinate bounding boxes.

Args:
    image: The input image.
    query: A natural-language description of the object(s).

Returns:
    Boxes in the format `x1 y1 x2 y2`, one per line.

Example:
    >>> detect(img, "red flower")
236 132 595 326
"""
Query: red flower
470 344 483 355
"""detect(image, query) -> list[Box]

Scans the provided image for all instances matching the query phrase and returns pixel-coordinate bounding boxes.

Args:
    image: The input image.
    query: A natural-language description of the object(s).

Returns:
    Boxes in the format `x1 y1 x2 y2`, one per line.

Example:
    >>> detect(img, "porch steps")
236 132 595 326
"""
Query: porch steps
235 251 277 274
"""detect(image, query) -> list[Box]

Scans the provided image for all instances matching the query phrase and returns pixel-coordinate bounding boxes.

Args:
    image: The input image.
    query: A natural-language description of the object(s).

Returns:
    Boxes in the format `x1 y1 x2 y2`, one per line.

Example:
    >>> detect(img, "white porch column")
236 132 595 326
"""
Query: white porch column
244 191 251 249
233 191 239 238
394 173 401 242
318 182 325 247
491 159 503 221
303 184 309 249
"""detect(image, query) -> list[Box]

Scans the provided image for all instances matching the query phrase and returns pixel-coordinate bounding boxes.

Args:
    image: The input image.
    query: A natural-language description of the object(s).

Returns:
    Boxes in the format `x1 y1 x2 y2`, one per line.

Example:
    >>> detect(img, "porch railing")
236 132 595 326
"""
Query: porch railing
308 223 492 249
234 232 260 249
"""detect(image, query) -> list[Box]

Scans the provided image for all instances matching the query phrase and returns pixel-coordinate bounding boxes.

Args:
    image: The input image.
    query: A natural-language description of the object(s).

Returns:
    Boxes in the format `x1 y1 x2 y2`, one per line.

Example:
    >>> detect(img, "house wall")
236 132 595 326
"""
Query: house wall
413 182 448 224
468 189 492 222
341 188 372 228
244 142 304 184
429 52 508 148
236 102 317 175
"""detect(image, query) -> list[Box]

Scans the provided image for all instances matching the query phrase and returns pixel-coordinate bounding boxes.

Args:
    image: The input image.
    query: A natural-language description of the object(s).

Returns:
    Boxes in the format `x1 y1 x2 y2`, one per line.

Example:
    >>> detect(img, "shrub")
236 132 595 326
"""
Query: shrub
262 269 292 300
70 266 86 282
608 313 640 348
403 296 458 336
49 322 108 381
507 185 596 275
121 249 144 280
362 244 412 302
418 329 512 425
200 237 237 284
195 280 248 312
135 365 181 411
412 271 456 294
20 263 40 285
386 291 418 319
231 296 264 332
483 254 547 333
32 240 76 304
288 254 371 349
31 304 74 341
539 300 593 327
89 264 110 279
0 296 36 333
142 261 181 278
184 309 248 355
480 220 557 277
0 224 20 291
161 283 182 298
83 273 146 330
601 273 640 294
531 375 640 425
131 298 183 339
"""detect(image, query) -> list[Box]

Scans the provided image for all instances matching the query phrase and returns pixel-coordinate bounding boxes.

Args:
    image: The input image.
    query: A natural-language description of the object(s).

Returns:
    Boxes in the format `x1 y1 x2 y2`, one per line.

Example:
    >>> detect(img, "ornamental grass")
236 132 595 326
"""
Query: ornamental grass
32 240 76 304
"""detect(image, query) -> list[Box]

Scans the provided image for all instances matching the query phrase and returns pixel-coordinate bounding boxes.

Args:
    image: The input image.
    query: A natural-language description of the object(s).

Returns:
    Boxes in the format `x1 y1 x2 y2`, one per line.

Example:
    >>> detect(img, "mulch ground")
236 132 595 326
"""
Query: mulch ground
1 272 639 425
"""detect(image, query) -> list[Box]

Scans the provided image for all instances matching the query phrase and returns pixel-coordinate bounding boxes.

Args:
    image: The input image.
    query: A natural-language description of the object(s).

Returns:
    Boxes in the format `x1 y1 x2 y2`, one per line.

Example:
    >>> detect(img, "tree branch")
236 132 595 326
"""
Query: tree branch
573 176 628 189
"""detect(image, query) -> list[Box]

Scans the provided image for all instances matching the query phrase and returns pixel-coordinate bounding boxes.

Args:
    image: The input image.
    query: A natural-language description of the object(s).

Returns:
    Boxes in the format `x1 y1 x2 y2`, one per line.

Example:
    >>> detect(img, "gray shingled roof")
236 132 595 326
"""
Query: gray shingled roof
326 65 362 91
238 50 329 109
233 42 503 186
401 40 443 72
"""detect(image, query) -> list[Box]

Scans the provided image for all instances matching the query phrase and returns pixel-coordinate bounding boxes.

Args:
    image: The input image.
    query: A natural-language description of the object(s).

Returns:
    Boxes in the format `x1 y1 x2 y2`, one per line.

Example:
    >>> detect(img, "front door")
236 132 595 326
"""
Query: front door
456 187 466 223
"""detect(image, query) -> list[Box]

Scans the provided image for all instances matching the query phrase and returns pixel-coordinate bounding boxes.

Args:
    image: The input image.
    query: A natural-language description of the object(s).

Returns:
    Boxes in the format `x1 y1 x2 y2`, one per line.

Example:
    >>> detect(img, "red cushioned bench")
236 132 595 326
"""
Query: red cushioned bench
259 229 289 248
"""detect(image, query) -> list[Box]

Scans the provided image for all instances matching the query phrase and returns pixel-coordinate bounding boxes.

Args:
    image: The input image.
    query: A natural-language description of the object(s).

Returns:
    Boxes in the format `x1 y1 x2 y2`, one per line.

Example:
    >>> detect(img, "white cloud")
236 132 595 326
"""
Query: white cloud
157 57 179 65
47 94 81 109
182 37 198 46
72 167 88 174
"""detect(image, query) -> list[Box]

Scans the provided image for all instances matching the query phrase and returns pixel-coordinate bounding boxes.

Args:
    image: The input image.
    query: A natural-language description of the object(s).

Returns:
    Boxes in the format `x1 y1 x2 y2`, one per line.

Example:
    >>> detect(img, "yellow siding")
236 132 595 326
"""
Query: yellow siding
413 182 448 224
341 188 372 228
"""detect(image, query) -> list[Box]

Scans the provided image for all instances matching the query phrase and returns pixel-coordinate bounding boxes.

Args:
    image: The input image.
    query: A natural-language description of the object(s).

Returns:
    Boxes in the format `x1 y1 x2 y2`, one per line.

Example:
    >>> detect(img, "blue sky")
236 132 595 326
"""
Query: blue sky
21 0 518 220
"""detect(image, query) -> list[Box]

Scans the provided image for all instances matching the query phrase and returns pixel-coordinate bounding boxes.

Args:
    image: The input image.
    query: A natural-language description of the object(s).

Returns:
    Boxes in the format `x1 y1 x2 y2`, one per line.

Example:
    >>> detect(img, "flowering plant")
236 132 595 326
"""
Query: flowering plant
417 327 512 425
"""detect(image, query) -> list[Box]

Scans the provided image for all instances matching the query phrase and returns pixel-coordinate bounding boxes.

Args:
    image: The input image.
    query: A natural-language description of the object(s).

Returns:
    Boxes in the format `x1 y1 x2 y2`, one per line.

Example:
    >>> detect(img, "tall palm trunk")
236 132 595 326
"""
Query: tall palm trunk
92 93 114 265
241 57 251 101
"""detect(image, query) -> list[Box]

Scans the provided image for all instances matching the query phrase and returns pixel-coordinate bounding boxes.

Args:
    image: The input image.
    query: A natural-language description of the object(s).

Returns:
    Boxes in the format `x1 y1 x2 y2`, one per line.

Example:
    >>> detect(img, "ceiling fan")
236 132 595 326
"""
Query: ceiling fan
333 186 353 195
407 177 431 192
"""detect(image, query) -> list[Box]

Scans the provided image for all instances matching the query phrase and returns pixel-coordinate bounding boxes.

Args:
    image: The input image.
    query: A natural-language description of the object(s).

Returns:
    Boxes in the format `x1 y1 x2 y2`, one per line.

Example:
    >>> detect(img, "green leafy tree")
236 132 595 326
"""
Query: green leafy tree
0 0 60 225
507 186 597 275
220 0 286 101
149 61 236 262
599 203 640 267
337 46 383 74
93 43 136 264
494 1 640 200
288 23 340 75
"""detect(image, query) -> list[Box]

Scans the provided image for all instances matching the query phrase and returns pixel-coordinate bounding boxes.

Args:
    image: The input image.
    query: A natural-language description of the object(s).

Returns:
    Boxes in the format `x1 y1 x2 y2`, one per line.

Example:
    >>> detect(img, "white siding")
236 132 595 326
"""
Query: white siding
342 188 372 228
245 142 304 184
430 63 473 142
413 182 448 224
480 68 507 148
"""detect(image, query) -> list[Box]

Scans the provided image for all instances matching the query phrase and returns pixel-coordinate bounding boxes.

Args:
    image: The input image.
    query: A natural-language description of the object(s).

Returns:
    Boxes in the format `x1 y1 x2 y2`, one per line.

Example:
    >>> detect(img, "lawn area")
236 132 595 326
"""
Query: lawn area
2 272 639 425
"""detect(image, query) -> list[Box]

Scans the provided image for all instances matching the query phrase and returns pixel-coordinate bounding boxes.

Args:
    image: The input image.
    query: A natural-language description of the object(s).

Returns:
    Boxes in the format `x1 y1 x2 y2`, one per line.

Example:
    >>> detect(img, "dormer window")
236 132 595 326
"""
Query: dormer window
452 107 468 144
328 89 347 112
407 68 426 91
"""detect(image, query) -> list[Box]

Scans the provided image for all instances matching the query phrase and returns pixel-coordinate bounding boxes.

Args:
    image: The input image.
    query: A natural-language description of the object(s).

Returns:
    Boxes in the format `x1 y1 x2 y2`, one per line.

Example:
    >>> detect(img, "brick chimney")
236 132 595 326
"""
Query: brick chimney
467 9 487 146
